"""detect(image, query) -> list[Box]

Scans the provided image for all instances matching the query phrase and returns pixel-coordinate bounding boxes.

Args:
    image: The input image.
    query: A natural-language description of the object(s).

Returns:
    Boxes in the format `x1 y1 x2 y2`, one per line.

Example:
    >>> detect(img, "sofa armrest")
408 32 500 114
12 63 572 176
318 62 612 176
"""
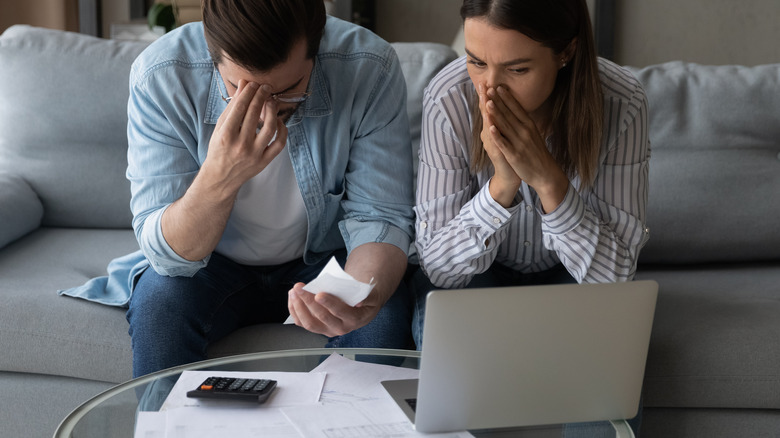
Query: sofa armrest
0 173 43 249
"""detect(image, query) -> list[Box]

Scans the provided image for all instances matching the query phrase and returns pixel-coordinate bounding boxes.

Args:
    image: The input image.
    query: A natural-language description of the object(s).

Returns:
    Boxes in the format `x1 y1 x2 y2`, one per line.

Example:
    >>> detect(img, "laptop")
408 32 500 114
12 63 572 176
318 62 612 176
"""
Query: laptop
381 280 658 433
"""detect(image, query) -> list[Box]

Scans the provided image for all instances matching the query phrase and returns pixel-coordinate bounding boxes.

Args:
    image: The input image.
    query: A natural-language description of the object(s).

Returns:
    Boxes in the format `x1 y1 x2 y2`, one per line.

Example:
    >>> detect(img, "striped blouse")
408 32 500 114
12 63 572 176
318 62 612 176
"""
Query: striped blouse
414 56 651 288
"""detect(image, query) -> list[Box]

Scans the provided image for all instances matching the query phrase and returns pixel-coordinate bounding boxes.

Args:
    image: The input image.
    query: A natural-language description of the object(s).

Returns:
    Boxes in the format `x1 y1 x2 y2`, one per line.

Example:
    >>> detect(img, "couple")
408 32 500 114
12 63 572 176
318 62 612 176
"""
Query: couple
67 0 649 432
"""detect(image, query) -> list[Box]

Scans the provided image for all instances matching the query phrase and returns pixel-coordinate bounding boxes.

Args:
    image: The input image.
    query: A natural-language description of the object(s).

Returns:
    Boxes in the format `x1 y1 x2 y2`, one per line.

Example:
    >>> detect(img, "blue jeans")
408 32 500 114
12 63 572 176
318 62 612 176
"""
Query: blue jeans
126 251 413 378
409 263 642 438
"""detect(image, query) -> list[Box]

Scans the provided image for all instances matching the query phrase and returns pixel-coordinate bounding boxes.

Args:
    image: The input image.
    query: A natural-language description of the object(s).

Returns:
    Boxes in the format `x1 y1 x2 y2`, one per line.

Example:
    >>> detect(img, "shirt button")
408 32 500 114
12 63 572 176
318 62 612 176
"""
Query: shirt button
493 217 501 224
420 221 428 229
524 241 531 247
525 205 533 212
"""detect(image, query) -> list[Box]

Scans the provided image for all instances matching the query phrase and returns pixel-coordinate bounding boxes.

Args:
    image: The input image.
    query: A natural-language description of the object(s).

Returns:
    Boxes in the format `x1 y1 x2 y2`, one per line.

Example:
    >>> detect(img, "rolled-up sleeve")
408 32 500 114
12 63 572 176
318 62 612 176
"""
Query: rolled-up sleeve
126 61 208 277
338 46 415 256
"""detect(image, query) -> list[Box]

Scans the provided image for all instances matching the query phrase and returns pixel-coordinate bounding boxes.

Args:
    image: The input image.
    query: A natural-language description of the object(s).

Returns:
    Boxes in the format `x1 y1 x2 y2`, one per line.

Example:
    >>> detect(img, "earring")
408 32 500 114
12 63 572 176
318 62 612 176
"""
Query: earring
561 58 568 68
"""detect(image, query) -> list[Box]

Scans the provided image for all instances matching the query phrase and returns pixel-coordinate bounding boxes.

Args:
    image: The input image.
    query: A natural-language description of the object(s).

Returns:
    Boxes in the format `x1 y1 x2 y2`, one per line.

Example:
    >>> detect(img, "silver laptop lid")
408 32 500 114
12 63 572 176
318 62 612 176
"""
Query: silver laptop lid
414 280 658 433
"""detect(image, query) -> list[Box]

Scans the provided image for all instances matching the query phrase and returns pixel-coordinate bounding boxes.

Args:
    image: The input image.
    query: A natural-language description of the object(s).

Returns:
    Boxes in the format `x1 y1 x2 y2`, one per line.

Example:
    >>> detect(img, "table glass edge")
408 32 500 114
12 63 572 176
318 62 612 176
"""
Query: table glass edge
54 348 635 437
53 347 420 438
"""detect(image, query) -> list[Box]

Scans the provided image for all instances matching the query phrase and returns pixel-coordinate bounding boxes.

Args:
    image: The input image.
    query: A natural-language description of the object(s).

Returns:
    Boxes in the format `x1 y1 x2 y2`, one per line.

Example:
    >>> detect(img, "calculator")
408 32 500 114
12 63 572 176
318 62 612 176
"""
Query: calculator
186 376 278 403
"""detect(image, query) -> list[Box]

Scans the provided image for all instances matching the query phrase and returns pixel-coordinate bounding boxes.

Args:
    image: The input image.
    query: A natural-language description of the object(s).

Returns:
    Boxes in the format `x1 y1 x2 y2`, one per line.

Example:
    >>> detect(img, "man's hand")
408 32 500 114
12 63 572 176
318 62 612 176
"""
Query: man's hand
287 282 384 337
161 80 288 262
287 243 407 338
201 80 288 195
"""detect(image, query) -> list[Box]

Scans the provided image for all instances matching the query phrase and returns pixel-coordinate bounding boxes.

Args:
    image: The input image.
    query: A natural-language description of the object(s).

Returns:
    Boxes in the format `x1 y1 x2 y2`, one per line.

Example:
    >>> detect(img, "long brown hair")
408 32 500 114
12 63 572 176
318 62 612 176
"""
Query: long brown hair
203 0 326 72
462 0 603 189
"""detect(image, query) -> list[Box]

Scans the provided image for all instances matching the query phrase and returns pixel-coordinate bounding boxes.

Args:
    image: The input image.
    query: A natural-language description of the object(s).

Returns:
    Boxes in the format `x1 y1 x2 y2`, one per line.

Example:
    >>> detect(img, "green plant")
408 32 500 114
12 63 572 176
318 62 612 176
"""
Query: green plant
148 2 176 33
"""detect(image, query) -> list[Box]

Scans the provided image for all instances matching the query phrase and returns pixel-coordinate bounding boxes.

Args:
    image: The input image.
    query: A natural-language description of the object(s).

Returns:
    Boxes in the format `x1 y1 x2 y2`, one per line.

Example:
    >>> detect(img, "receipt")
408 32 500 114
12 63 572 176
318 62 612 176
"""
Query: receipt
284 256 375 324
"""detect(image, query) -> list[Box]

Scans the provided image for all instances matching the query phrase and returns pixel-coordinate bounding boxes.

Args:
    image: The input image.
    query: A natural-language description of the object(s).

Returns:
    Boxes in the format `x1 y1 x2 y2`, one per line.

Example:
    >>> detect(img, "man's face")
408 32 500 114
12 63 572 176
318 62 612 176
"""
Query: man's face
215 38 313 125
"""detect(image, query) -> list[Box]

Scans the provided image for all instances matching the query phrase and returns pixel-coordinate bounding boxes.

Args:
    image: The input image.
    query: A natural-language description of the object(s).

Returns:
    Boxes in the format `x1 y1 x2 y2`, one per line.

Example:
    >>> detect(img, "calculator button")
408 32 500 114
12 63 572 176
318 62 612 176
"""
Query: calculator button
228 379 246 391
241 379 258 391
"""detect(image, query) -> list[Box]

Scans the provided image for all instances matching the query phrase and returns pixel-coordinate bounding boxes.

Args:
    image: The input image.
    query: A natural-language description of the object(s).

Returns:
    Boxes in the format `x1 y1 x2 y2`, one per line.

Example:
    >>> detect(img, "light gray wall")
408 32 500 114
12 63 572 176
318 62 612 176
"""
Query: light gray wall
373 0 596 48
373 0 780 67
615 0 780 66
100 0 780 66
374 0 463 45
102 0 130 38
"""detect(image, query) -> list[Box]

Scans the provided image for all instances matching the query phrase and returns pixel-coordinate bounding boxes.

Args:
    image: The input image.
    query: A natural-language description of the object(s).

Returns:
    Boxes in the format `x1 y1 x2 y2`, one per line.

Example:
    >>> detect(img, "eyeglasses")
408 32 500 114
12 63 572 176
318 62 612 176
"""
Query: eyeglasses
214 66 312 105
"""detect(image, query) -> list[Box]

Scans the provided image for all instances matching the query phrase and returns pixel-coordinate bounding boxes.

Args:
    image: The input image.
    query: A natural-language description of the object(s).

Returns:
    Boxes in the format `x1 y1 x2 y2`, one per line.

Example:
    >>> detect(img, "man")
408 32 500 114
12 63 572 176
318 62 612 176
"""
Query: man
66 0 415 377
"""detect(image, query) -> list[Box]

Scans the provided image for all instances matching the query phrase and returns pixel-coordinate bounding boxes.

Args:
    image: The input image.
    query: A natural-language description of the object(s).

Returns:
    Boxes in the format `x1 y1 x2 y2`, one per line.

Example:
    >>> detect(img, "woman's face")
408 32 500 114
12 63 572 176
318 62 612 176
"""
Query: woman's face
464 17 566 123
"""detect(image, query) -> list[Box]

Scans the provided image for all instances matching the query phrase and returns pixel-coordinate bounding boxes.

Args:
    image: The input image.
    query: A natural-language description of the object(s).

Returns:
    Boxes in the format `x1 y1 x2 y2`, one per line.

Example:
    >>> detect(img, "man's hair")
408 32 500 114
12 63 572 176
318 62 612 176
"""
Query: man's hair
203 0 326 72
461 0 603 190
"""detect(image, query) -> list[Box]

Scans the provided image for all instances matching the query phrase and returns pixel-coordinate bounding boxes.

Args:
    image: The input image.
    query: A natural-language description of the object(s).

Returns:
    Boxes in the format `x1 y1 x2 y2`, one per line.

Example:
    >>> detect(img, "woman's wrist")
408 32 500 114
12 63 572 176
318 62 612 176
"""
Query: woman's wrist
488 176 521 208
536 169 570 214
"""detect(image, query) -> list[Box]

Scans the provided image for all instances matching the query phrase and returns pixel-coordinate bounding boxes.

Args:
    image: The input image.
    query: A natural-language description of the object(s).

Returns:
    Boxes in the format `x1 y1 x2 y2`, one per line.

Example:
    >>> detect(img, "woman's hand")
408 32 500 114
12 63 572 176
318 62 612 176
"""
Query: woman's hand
484 85 569 213
478 83 522 208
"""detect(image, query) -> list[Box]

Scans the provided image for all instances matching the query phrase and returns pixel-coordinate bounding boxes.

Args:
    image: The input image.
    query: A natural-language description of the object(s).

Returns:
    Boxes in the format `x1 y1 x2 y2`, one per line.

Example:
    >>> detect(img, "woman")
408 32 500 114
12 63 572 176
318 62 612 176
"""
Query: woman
412 0 650 434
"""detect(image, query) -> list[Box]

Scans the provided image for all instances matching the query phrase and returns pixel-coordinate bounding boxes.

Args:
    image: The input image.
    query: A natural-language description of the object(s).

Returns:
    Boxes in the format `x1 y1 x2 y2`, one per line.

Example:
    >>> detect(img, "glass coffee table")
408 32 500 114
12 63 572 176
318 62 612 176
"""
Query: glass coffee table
54 348 634 438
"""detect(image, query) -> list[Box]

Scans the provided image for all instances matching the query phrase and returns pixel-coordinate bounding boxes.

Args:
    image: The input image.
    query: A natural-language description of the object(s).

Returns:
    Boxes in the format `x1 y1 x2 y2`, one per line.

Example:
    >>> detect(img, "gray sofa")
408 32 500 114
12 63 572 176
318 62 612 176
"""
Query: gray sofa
0 24 778 438
627 61 780 436
0 25 455 438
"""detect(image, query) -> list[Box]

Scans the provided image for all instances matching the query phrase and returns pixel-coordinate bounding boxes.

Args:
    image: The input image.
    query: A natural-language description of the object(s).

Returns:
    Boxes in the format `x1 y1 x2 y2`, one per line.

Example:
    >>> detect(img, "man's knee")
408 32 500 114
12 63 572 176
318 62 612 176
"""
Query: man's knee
132 269 186 306
127 269 203 331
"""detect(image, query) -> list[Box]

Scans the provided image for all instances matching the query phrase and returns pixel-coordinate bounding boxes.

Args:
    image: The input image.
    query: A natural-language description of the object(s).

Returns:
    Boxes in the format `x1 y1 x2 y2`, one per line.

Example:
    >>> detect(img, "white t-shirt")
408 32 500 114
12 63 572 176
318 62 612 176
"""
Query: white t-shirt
215 148 308 265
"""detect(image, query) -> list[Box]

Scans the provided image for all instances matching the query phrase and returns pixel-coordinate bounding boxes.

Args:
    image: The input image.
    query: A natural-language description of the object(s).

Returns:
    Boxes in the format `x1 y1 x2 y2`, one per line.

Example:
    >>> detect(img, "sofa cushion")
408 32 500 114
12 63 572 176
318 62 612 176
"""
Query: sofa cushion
636 265 780 410
0 26 147 229
627 62 780 264
391 42 458 181
0 173 43 248
0 227 328 384
0 229 139 383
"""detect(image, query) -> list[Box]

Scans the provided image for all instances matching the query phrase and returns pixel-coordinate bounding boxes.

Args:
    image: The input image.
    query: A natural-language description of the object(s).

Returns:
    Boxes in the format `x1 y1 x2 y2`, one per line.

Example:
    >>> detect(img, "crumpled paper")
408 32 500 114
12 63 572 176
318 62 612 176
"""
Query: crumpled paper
283 256 375 324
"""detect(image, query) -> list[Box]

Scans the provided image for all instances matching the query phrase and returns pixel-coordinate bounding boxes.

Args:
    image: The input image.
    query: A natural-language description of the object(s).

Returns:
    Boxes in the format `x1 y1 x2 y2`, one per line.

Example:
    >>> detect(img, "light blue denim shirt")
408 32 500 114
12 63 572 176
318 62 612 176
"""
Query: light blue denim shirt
60 17 414 306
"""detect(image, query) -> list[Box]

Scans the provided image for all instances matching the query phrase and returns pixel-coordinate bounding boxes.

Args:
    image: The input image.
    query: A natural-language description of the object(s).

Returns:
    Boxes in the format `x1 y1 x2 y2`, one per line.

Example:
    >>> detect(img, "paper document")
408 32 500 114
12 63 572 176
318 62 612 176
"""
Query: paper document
135 412 166 438
284 256 375 324
280 354 474 438
163 405 301 438
160 370 326 411
282 400 473 438
133 355 474 438
313 353 420 403
135 370 325 438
